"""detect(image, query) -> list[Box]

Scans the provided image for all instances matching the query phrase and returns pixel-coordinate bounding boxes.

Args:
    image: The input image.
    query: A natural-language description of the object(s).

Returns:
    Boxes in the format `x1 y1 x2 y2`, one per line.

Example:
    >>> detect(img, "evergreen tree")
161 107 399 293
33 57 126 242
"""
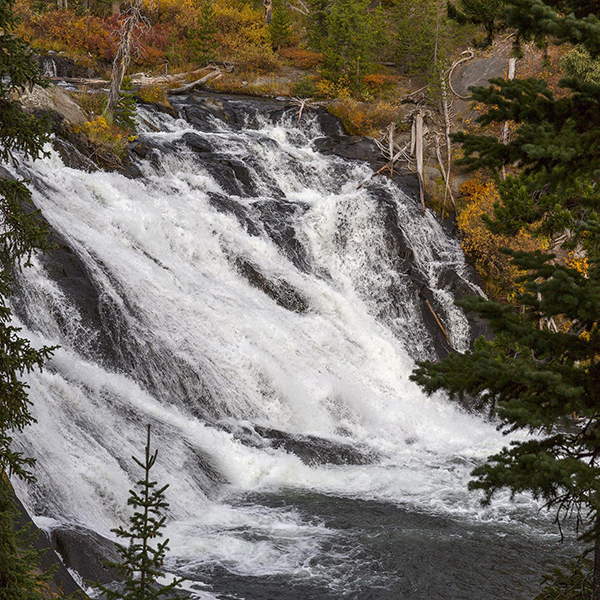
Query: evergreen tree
92 425 183 600
321 0 375 88
0 477 51 598
447 0 505 45
502 0 600 54
188 0 218 66
269 1 292 51
393 0 449 74
411 0 600 597
306 0 330 51
114 76 137 134
0 0 57 594
0 0 55 482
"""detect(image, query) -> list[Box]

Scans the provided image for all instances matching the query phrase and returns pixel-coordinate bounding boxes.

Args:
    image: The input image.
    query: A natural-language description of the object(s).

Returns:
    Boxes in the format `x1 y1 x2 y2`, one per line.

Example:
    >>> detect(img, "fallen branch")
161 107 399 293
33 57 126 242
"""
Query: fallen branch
424 297 453 348
448 48 475 100
400 84 430 104
287 0 309 15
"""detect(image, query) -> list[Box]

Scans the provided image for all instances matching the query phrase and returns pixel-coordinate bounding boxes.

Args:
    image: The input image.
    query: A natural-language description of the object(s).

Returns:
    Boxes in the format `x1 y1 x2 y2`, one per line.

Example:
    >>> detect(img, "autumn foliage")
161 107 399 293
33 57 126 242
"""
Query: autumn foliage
457 177 546 301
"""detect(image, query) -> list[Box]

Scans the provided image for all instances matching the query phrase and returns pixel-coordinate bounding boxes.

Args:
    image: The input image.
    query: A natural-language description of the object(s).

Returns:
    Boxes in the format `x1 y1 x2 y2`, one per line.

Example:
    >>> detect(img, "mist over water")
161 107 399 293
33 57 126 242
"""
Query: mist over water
8 98 569 598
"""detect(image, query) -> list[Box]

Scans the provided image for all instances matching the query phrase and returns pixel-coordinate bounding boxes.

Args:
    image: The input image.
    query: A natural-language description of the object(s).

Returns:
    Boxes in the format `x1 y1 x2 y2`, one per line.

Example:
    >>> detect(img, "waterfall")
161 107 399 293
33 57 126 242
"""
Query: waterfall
42 57 58 79
7 96 562 599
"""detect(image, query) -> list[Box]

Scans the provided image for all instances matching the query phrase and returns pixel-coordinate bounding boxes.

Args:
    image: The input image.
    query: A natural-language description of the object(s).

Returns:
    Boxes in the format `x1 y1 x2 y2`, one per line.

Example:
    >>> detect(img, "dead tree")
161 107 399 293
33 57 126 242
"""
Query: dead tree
264 0 273 23
287 0 308 15
108 0 148 113
448 49 475 100
374 123 412 177
501 57 516 180
415 111 426 212
435 68 456 216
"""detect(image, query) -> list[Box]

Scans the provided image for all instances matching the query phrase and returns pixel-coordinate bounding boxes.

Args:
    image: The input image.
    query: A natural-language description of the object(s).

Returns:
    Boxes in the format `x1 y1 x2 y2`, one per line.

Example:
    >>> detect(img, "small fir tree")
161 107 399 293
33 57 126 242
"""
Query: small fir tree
92 425 183 600
114 76 137 134
188 0 218 66
269 1 292 51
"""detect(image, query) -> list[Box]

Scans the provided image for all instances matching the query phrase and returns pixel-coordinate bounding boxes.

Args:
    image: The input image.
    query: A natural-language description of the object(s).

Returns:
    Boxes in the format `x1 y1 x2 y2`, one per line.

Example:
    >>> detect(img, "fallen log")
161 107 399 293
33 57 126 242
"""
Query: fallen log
168 70 222 95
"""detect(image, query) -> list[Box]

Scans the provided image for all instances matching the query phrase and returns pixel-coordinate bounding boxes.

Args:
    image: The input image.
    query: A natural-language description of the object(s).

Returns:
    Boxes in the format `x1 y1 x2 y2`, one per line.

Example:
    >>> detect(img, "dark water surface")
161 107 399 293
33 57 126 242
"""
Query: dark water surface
181 492 577 600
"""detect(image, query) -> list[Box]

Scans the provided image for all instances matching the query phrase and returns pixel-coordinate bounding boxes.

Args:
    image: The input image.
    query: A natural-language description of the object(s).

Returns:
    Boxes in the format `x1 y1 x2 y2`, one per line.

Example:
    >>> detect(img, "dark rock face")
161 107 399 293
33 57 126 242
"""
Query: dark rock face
11 493 82 596
50 526 121 585
253 199 311 273
36 53 98 79
228 423 375 466
234 257 309 314
313 135 379 163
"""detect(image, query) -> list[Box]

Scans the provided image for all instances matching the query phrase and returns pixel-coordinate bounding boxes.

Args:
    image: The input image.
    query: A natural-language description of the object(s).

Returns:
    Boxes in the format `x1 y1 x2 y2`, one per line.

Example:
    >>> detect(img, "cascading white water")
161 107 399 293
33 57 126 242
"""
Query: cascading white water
7 98 552 598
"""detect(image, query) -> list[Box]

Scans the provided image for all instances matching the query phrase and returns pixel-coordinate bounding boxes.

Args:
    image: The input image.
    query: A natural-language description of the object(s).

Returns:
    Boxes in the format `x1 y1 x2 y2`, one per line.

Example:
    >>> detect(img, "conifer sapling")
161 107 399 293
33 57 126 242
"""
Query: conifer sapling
92 425 183 600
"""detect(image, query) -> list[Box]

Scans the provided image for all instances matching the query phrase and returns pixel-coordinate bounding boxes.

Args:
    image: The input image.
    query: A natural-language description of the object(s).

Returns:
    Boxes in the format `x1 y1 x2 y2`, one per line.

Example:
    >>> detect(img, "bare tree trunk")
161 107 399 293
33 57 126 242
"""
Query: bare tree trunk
108 0 143 112
501 57 516 180
264 0 273 23
415 112 426 212
111 0 121 15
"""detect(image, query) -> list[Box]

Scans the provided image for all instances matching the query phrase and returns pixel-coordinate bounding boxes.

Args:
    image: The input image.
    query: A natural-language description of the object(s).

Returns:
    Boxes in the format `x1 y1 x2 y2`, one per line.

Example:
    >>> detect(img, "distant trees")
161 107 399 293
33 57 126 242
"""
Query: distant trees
188 0 218 65
307 0 384 88
412 0 600 597
270 0 292 51
393 0 450 74
447 0 504 45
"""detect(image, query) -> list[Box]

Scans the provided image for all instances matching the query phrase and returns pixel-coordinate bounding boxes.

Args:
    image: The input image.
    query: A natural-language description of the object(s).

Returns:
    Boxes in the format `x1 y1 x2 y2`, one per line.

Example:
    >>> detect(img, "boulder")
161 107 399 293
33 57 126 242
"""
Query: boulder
18 85 87 125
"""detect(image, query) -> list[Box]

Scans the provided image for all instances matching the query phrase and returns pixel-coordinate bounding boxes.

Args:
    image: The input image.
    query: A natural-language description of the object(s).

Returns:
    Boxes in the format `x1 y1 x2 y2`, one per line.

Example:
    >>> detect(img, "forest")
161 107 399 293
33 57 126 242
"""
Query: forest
1 0 600 598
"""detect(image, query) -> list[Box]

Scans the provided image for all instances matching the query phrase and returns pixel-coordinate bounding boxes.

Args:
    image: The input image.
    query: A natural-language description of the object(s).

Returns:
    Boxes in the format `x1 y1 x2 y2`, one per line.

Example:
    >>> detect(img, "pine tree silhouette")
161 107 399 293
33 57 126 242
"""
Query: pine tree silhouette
92 425 183 600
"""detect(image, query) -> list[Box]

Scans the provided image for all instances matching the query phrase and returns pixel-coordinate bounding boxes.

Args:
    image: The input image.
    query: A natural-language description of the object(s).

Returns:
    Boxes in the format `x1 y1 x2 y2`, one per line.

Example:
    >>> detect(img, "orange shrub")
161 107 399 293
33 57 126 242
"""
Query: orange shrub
327 98 398 136
279 47 322 70
28 10 117 59
362 73 397 91
234 44 280 73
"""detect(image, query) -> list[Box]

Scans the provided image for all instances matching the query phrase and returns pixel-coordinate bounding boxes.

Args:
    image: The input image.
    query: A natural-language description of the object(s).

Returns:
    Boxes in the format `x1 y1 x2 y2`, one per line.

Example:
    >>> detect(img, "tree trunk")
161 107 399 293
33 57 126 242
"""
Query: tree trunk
264 0 272 23
108 4 138 112
111 0 121 15
501 57 516 180
415 112 425 212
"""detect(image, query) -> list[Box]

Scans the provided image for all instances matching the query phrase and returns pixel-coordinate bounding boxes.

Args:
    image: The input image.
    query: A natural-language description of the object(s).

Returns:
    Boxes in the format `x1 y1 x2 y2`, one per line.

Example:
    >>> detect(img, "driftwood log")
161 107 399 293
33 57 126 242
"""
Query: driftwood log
168 70 222 95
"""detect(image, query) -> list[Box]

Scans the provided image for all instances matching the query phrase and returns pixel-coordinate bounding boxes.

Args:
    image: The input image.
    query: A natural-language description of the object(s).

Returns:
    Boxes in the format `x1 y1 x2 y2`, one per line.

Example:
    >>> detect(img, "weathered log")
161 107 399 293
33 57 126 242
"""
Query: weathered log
424 297 453 348
168 70 222 95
